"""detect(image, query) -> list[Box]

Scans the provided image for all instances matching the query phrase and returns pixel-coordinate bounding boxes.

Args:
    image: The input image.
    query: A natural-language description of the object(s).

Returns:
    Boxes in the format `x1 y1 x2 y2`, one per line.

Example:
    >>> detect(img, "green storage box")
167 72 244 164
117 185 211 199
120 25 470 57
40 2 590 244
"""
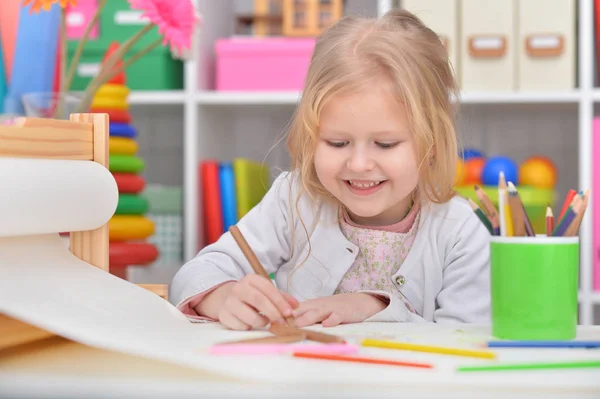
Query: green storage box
65 0 183 91
66 41 183 91
98 0 165 49
455 185 555 235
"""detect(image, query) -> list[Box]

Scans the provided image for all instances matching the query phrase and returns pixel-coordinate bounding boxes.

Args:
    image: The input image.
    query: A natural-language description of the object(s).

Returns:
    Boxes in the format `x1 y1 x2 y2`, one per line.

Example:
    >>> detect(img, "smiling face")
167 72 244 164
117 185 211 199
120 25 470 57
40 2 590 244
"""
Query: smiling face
314 82 420 226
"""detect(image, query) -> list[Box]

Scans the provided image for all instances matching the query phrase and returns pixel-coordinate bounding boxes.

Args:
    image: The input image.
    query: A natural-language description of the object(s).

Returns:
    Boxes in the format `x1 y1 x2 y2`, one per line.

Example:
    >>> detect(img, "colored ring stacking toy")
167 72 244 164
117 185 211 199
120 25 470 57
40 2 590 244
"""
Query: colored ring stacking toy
113 173 146 193
109 154 145 173
109 122 137 138
116 194 149 215
109 215 155 241
91 96 129 110
96 83 130 98
91 108 132 124
109 242 159 268
109 137 138 155
95 63 159 275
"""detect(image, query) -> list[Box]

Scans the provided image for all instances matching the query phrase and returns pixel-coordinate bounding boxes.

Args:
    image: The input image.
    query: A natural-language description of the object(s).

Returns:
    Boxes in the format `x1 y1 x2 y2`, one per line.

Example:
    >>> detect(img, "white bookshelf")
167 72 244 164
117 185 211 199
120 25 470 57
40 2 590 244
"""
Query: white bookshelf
133 0 598 324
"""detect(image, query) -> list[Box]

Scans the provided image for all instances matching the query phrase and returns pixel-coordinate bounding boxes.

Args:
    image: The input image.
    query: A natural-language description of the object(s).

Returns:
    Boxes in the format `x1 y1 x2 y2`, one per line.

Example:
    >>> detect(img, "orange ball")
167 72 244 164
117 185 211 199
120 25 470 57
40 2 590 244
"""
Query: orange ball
454 160 465 186
463 157 486 185
519 156 557 188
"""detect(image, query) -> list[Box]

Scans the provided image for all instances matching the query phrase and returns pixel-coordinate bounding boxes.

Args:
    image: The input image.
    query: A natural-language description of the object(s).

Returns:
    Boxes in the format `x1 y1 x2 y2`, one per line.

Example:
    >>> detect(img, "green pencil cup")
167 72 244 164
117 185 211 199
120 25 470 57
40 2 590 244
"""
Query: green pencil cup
490 236 579 340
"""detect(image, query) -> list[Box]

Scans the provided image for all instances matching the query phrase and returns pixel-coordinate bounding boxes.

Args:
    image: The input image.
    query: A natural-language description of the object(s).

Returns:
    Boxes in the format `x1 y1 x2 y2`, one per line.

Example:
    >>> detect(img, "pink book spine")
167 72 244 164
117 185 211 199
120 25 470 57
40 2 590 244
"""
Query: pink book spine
593 118 600 291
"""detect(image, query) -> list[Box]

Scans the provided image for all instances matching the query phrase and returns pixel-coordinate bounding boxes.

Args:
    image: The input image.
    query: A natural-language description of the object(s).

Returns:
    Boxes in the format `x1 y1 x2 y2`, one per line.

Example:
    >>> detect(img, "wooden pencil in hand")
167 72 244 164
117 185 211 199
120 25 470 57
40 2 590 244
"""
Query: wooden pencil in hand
229 225 296 327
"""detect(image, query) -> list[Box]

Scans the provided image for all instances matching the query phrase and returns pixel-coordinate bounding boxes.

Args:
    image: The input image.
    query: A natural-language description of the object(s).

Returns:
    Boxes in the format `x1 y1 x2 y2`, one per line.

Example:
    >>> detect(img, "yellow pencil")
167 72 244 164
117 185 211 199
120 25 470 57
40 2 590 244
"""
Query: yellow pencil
361 339 497 359
498 172 514 236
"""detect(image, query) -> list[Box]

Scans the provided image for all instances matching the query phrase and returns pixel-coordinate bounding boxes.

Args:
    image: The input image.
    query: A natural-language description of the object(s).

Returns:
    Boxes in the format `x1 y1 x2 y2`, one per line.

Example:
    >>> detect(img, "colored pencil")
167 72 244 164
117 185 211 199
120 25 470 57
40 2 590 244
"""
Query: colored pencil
506 182 526 236
269 322 346 344
361 338 497 359
546 205 554 236
292 351 435 369
229 225 295 327
498 172 513 236
457 360 600 372
552 195 583 237
220 333 307 345
558 189 577 221
474 185 500 235
487 340 600 348
564 189 590 236
210 343 358 356
468 198 493 234
508 182 535 236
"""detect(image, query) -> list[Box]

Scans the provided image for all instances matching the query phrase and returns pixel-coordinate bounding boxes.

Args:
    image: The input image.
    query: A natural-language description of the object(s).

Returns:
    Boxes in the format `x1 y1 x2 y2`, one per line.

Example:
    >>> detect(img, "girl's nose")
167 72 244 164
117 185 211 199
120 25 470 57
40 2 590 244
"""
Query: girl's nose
346 149 375 172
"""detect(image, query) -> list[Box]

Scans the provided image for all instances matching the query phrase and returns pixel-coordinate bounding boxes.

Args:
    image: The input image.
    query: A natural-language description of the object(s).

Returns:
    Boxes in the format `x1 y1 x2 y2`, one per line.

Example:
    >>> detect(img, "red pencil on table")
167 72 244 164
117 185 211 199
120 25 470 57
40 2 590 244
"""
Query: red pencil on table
292 351 434 369
546 205 554 236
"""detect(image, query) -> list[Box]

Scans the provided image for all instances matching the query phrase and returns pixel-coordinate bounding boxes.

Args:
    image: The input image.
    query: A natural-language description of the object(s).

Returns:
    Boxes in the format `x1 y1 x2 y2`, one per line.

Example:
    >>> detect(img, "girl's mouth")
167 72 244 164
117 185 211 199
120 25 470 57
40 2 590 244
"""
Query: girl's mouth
345 180 387 195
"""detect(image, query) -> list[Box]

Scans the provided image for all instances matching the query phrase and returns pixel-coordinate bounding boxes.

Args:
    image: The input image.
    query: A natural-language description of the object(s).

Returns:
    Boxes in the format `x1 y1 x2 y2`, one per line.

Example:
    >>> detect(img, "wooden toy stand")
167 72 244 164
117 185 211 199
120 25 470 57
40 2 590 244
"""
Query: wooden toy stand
0 113 168 352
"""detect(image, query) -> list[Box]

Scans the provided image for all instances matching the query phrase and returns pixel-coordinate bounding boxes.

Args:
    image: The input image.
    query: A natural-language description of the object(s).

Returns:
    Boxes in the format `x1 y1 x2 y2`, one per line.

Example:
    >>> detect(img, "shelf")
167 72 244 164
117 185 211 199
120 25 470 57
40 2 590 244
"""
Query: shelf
194 90 582 106
128 91 186 105
591 293 600 304
591 89 600 101
196 91 302 105
459 91 581 104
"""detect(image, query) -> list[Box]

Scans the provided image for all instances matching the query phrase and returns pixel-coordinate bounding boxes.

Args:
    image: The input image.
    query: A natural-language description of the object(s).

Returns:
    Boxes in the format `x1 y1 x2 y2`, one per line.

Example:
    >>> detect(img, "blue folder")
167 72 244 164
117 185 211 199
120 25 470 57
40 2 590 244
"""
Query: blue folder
219 162 238 230
4 3 59 115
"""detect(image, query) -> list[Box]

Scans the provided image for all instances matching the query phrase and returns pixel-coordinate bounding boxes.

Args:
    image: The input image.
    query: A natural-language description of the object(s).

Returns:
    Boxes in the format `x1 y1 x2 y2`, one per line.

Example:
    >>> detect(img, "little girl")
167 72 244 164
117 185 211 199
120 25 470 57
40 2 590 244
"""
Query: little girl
171 9 491 330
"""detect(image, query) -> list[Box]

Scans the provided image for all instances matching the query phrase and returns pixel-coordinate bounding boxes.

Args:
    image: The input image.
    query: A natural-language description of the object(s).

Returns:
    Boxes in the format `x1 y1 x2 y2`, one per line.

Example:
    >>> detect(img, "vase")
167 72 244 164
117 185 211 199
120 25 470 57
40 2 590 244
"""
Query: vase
22 92 85 120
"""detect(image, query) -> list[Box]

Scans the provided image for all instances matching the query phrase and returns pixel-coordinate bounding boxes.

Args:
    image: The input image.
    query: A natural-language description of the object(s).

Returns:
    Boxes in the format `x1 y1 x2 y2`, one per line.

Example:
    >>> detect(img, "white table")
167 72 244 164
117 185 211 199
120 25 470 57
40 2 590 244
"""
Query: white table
2 322 599 399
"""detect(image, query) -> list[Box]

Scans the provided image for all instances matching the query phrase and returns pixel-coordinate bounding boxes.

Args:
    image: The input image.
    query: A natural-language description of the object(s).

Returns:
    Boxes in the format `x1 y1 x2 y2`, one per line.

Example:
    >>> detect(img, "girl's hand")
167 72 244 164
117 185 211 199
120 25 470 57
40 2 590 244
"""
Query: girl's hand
291 293 387 328
218 274 299 330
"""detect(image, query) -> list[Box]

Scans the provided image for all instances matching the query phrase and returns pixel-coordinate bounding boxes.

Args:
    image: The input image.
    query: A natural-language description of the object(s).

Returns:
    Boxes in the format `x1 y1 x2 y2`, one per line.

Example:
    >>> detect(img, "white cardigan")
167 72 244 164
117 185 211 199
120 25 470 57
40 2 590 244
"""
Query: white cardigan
171 171 491 323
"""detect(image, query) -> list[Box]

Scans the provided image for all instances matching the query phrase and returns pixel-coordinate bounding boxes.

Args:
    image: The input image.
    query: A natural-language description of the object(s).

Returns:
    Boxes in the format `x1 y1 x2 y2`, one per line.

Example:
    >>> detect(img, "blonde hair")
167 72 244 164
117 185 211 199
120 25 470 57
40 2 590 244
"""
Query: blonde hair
286 9 459 207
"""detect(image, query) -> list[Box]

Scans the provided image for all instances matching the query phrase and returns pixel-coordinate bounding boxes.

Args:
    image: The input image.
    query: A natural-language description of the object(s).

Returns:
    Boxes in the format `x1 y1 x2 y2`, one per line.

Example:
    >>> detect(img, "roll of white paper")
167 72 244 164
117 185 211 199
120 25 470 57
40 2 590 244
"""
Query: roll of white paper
0 157 118 237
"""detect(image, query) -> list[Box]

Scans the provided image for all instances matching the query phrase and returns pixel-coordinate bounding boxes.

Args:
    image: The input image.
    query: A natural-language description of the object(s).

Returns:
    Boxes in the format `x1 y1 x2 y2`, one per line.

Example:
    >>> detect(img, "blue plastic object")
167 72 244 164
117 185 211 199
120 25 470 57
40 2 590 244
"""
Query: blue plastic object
219 162 238 230
481 156 519 186
460 147 485 160
4 3 59 115
109 122 137 138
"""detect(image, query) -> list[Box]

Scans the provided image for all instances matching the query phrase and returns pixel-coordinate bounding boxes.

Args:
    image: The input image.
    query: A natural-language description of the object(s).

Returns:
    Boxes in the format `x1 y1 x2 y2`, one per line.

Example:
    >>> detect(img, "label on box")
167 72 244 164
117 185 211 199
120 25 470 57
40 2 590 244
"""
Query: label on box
471 37 503 50
77 63 100 77
528 35 560 49
66 12 85 27
114 10 149 25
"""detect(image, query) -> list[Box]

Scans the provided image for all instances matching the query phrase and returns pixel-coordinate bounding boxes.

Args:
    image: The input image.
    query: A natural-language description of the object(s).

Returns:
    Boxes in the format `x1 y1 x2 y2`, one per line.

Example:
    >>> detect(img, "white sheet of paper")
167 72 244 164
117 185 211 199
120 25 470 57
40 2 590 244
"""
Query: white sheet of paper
1 234 599 391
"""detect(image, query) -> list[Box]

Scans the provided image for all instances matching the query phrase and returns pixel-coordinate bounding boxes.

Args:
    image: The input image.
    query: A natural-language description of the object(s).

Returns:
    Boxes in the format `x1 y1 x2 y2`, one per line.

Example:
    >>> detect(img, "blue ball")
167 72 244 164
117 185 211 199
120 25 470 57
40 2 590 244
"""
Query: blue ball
460 147 485 160
481 156 519 186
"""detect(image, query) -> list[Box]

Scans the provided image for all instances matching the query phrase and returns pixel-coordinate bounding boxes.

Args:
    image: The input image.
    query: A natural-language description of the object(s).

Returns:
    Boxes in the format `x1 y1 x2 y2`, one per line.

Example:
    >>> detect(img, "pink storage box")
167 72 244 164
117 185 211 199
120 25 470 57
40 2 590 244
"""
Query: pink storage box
215 37 316 91
594 118 600 291
66 0 98 40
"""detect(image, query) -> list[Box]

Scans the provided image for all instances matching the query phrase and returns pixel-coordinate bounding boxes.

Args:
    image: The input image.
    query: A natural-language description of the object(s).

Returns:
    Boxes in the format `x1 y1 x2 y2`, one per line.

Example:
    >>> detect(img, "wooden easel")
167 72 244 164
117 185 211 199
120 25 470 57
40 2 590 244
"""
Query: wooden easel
0 114 168 351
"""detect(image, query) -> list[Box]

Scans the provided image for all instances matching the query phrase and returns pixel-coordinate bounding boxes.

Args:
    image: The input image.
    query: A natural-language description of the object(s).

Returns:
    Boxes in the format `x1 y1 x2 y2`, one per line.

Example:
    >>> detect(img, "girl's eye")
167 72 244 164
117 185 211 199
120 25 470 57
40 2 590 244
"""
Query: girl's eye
326 141 348 148
376 142 400 149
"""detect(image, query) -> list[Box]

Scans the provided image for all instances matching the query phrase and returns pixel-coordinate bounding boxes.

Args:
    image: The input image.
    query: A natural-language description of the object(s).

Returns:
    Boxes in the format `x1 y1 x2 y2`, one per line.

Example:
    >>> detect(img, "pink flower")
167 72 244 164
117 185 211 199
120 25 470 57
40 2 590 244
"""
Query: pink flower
128 0 201 53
